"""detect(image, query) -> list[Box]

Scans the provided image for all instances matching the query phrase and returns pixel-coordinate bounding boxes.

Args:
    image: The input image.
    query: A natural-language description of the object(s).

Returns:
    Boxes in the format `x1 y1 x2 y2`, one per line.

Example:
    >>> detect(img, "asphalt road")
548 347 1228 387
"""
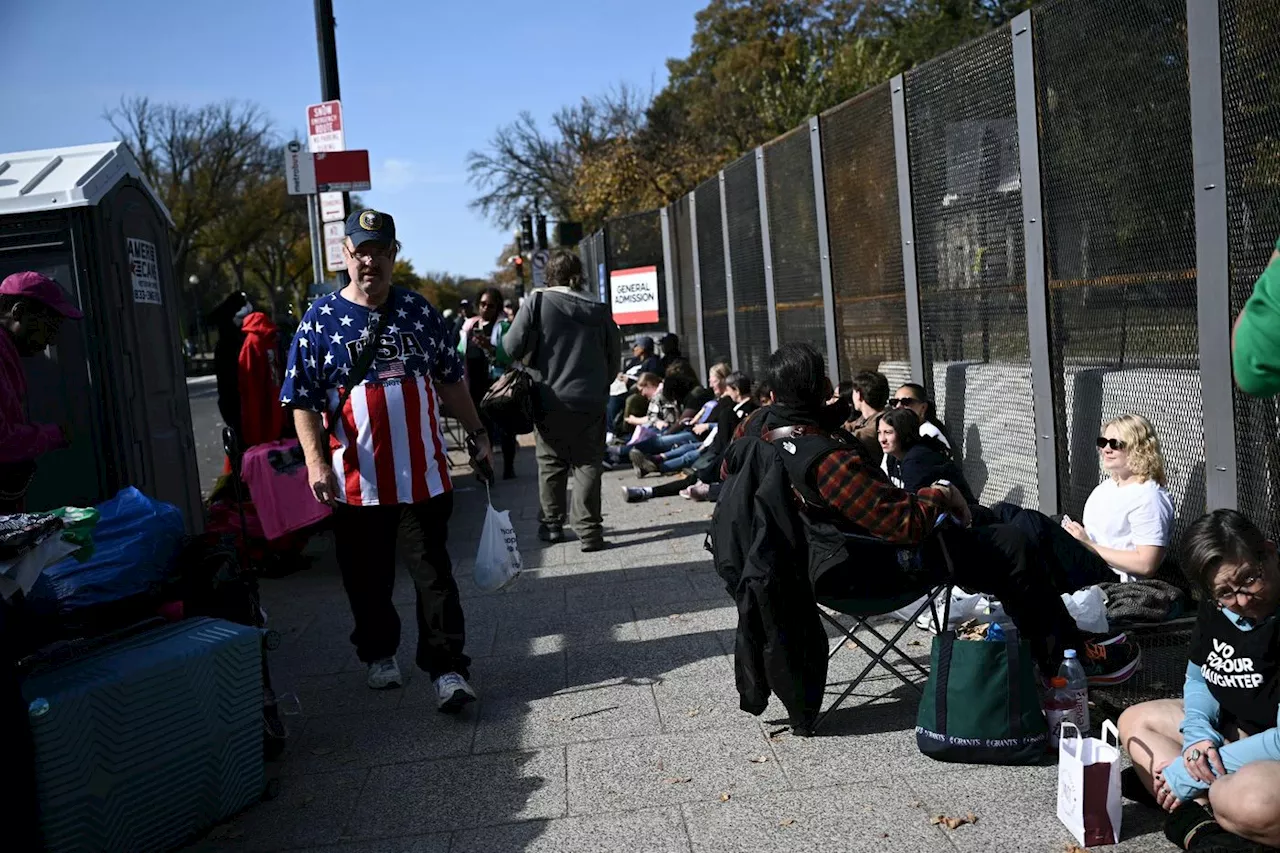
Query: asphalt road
186 375 226 496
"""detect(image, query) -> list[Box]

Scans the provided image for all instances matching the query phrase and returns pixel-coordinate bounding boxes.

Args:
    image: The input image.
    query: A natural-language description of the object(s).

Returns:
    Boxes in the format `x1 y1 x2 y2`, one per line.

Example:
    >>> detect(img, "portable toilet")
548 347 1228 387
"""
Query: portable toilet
0 142 202 529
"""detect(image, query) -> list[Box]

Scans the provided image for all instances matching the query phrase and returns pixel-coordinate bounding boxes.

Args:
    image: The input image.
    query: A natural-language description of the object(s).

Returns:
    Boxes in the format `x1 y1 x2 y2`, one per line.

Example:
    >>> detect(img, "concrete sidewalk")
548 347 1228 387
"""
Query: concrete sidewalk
189 450 1176 853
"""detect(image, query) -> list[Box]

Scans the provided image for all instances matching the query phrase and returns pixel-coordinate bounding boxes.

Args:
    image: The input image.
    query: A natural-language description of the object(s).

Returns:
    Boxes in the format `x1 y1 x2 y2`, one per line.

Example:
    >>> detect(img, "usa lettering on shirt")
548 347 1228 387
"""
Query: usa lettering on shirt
1203 639 1265 689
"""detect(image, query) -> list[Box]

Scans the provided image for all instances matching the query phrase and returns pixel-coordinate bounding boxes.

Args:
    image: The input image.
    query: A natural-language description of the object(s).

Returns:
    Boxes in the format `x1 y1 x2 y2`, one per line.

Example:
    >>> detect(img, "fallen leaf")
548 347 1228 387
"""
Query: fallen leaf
1065 845 1087 853
668 614 687 622
720 792 732 802
881 833 890 838
301 794 315 806
749 755 771 764
909 800 922 808
930 812 978 830
664 776 693 785
686 709 701 718
909 640 922 646
845 640 858 651
310 747 334 756
779 818 796 827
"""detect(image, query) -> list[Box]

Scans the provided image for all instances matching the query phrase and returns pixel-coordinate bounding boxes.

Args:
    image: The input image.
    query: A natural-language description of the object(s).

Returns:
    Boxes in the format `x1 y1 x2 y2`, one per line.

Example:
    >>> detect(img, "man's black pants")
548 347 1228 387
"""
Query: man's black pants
332 493 470 680
983 502 1117 591
920 522 1085 669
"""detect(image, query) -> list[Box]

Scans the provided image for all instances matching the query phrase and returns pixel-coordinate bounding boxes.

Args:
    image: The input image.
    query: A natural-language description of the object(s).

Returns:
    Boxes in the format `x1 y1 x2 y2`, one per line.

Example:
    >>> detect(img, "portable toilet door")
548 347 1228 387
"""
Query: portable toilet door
0 143 202 529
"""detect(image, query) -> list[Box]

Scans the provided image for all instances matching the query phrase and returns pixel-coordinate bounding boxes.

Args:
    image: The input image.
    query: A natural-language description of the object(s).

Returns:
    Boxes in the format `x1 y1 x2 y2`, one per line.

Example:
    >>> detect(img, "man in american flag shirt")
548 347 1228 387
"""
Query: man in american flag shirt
281 209 491 712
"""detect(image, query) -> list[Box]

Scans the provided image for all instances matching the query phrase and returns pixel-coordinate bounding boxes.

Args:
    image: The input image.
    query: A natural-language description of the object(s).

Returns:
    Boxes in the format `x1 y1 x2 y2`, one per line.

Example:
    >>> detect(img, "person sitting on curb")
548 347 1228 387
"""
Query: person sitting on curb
1119 509 1280 851
628 363 730 477
878 408 975 504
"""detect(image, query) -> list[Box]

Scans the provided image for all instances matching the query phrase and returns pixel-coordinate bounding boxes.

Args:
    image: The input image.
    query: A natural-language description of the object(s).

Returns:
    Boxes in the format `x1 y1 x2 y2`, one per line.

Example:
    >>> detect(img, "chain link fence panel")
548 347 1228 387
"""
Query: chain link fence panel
820 83 911 384
724 152 771 380
605 210 667 345
905 25 1038 509
1222 0 1280 538
1036 0 1204 540
671 197 703 376
764 125 825 353
695 176 732 368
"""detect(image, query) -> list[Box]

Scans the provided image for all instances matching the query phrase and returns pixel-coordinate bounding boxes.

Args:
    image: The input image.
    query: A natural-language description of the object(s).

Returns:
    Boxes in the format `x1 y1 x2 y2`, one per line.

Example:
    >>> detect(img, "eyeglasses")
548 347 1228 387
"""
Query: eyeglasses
888 397 922 408
346 243 394 262
1096 437 1127 451
1215 572 1266 607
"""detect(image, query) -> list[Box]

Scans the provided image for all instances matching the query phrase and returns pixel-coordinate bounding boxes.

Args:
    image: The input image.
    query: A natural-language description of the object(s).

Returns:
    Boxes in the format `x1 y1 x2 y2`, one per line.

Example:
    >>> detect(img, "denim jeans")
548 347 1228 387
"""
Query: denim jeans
659 444 704 473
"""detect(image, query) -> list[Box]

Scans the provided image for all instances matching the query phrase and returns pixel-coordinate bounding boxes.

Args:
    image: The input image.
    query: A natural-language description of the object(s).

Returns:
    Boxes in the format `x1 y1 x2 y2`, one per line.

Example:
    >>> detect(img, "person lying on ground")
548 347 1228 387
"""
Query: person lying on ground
1232 236 1280 398
878 408 975 504
1119 509 1280 850
987 413 1174 591
721 342 1139 687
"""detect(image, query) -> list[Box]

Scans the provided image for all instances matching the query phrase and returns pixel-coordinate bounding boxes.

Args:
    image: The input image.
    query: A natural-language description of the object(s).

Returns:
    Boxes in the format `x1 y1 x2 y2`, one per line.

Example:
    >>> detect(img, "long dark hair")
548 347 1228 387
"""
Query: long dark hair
881 408 950 457
898 382 954 454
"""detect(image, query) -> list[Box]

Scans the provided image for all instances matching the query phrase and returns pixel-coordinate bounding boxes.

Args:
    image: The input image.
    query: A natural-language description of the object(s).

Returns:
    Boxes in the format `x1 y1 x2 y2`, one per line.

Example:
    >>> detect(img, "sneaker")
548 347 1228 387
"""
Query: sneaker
434 672 477 714
537 523 565 544
624 486 648 503
687 482 712 502
581 540 610 553
1083 635 1141 686
366 657 402 690
629 449 660 478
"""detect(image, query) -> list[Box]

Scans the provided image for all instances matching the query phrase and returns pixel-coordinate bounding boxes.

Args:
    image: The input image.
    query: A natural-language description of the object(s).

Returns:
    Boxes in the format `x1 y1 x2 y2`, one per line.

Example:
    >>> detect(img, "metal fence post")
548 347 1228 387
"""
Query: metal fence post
1012 11 1060 515
688 192 708 378
1188 0 1238 511
890 75 925 385
718 171 740 367
660 206 678 336
809 116 840 384
756 147 780 352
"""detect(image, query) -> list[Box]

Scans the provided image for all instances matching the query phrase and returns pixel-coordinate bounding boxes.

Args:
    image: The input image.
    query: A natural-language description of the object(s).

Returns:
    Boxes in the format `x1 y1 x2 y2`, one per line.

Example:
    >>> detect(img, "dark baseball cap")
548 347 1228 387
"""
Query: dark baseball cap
345 209 396 247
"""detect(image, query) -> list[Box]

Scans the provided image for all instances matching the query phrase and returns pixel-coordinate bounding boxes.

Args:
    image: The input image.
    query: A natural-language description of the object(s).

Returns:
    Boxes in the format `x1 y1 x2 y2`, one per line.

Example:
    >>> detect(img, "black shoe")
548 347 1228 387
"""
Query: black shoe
581 540 610 553
1120 767 1160 810
1165 802 1229 850
623 486 648 503
1082 635 1142 686
537 524 564 543
502 468 516 480
629 449 659 478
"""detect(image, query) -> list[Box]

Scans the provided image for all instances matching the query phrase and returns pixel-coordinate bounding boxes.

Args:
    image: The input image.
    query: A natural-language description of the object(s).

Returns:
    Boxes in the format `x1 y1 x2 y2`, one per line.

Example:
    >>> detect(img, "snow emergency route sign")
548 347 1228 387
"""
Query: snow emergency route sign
127 237 162 305
610 265 660 325
307 100 345 152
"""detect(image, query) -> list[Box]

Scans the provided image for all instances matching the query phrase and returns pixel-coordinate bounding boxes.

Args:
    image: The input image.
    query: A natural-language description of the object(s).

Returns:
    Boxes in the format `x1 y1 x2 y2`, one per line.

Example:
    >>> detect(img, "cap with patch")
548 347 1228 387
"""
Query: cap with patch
345 209 396 247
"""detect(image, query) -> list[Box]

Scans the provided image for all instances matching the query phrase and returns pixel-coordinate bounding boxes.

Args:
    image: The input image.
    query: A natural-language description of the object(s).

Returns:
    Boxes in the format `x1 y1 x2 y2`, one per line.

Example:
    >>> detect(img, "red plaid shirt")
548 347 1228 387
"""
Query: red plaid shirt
728 408 947 546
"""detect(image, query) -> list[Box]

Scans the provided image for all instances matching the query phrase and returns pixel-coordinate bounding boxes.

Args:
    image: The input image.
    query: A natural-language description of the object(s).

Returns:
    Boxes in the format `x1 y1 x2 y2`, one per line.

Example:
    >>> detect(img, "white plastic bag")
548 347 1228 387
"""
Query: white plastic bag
1064 585 1110 634
891 590 985 631
1057 720 1123 847
474 488 522 592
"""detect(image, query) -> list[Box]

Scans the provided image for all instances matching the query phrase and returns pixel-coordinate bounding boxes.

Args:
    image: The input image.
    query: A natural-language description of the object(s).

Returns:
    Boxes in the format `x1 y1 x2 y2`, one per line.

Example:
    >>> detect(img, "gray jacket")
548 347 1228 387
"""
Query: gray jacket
504 287 621 414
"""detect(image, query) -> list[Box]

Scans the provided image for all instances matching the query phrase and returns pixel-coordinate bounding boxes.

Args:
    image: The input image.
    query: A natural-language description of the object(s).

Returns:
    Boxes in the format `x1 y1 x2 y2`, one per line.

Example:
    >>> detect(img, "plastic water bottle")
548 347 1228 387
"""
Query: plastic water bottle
1057 649 1091 736
1044 677 1073 747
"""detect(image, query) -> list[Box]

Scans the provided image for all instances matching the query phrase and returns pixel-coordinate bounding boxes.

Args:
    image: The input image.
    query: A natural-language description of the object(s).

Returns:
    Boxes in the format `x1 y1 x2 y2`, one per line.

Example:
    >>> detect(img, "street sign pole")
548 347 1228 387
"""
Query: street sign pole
313 0 348 284
306 193 323 286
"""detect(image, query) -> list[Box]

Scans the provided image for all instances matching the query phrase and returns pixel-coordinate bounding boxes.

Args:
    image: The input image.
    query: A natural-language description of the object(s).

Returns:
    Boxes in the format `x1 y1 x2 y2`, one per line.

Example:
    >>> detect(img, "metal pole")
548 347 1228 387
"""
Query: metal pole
809 116 839 385
689 192 708 378
1188 0 1238 510
660 206 678 335
757 146 780 352
314 0 349 286
1012 11 1060 515
719 171 739 367
306 194 324 286
890 74 925 385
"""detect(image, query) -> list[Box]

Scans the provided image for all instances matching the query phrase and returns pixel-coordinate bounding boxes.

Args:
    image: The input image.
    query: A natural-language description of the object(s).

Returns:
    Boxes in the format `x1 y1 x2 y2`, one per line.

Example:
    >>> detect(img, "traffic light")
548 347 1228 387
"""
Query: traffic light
535 213 548 251
509 254 525 284
554 221 584 247
520 214 534 252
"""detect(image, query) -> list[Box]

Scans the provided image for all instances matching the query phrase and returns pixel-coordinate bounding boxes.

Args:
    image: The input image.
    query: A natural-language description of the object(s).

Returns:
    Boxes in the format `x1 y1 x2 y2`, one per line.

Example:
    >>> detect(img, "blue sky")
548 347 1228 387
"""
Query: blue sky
0 0 705 278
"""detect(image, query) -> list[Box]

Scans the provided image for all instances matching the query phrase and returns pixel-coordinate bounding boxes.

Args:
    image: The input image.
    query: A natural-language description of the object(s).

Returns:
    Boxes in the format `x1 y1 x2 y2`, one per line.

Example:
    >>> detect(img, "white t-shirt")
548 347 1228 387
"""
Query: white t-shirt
1081 478 1175 582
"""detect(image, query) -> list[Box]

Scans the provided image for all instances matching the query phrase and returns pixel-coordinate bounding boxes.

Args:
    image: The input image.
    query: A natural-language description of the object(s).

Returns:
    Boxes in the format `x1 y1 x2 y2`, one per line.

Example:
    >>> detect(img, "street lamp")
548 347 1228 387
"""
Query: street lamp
187 274 206 352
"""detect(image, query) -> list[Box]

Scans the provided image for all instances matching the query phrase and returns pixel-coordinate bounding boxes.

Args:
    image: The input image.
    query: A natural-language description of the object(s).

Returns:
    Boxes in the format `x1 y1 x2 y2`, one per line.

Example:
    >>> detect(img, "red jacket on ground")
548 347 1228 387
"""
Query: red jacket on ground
237 312 284 448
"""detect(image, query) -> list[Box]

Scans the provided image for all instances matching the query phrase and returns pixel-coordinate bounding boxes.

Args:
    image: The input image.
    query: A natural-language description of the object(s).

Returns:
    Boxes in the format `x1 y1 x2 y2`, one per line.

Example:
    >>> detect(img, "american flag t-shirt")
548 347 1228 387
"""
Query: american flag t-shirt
279 288 464 506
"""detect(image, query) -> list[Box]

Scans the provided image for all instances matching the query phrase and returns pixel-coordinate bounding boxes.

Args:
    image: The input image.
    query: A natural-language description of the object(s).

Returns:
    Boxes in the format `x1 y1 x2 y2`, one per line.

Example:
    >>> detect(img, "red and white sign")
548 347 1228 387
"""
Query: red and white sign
610 265 660 325
307 100 345 152
320 191 346 223
314 151 371 193
323 221 345 272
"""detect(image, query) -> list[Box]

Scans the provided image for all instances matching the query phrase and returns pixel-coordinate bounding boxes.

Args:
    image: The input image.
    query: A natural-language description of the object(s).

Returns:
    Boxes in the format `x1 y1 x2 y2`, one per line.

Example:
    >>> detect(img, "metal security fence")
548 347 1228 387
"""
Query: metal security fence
589 0 1280 531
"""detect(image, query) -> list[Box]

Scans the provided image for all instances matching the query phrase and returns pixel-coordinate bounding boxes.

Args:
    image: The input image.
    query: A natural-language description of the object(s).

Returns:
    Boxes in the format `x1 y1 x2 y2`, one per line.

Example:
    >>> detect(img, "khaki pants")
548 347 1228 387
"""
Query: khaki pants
535 409 606 545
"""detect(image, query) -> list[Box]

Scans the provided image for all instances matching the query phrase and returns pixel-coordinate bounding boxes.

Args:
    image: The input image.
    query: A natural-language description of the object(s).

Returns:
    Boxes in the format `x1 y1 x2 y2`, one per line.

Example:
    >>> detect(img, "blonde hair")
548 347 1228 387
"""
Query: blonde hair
710 363 732 382
1104 413 1166 486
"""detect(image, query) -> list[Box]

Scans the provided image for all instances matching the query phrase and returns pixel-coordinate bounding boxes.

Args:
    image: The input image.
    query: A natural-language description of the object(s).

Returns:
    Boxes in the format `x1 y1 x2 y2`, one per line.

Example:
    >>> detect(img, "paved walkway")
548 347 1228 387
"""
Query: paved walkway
189 448 1176 853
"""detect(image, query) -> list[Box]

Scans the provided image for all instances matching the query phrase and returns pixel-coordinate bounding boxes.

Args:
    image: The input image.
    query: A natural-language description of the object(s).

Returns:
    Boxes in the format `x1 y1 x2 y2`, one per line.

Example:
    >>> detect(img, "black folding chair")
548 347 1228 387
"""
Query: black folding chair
811 533 957 733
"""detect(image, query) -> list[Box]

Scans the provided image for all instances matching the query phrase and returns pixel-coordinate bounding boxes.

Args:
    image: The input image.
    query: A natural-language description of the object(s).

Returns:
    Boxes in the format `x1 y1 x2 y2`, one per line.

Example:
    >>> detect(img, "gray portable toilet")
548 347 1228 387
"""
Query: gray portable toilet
0 142 202 530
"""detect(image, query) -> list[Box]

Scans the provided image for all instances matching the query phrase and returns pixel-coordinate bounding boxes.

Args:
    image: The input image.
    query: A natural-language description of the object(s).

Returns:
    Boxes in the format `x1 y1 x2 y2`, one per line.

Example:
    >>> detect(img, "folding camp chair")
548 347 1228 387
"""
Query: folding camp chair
811 532 957 733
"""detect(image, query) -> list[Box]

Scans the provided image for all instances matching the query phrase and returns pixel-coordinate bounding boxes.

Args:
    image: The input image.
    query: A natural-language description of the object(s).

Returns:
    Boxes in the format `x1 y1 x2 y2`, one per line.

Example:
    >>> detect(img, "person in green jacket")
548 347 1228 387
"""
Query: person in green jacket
1233 238 1280 397
459 287 517 478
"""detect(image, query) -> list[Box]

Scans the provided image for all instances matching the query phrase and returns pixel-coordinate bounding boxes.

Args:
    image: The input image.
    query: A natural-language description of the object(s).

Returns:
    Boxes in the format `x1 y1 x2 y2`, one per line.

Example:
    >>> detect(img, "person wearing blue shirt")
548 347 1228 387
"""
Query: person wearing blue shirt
1119 509 1280 850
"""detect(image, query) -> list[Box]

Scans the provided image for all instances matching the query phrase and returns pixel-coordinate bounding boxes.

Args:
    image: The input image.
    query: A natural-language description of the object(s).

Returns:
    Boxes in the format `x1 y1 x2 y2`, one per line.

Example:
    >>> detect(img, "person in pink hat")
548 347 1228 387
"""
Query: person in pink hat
0 271 83 511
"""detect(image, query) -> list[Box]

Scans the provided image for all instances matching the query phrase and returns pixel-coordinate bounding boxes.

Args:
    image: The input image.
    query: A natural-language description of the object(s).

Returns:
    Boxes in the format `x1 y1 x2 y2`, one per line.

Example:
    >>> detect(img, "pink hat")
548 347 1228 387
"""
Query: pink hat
0 272 83 319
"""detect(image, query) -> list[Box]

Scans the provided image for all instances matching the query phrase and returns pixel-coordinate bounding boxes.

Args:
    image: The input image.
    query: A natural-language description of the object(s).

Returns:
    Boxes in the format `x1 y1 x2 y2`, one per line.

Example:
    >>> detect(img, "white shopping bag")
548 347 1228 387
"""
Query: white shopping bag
474 488 522 592
1057 720 1123 848
1064 585 1110 634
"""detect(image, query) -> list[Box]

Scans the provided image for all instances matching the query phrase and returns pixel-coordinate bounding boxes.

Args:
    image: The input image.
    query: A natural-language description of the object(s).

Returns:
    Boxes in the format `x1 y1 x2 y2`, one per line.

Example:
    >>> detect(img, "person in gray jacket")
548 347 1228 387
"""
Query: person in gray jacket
503 250 621 551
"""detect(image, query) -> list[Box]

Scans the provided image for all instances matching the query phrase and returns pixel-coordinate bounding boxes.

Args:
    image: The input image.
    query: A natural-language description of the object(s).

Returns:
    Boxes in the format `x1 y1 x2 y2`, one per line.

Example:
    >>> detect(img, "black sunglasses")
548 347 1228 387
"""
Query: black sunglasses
1096 437 1127 451
887 397 922 408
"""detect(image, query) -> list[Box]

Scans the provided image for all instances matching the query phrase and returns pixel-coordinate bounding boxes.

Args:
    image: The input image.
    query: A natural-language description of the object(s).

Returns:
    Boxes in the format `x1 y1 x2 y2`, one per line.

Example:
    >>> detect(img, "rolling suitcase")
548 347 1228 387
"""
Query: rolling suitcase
21 617 265 852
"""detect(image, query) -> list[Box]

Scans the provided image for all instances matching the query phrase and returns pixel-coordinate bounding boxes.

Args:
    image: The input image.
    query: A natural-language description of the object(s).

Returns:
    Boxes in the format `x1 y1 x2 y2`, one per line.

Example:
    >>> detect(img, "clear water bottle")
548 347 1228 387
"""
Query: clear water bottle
1056 648 1091 736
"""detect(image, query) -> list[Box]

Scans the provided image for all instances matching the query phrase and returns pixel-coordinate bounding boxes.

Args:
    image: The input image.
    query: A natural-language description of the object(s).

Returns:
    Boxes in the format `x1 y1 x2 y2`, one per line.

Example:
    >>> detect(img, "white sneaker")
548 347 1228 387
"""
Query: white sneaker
367 657 402 690
433 672 477 713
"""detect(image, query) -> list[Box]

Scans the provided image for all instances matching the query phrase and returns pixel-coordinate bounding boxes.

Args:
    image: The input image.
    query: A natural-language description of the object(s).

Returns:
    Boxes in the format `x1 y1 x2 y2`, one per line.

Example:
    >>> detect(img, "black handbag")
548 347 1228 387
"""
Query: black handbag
480 292 543 436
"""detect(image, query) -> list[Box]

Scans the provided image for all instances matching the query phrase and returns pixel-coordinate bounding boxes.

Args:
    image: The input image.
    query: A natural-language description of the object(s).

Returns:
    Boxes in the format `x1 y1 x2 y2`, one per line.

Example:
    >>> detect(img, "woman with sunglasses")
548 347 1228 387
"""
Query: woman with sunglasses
886 383 952 449
1118 510 1280 850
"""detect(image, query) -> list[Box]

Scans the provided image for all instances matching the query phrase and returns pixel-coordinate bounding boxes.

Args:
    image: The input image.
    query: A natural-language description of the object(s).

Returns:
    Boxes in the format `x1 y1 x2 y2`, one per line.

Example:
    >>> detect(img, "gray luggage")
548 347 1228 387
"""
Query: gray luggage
22 617 264 852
